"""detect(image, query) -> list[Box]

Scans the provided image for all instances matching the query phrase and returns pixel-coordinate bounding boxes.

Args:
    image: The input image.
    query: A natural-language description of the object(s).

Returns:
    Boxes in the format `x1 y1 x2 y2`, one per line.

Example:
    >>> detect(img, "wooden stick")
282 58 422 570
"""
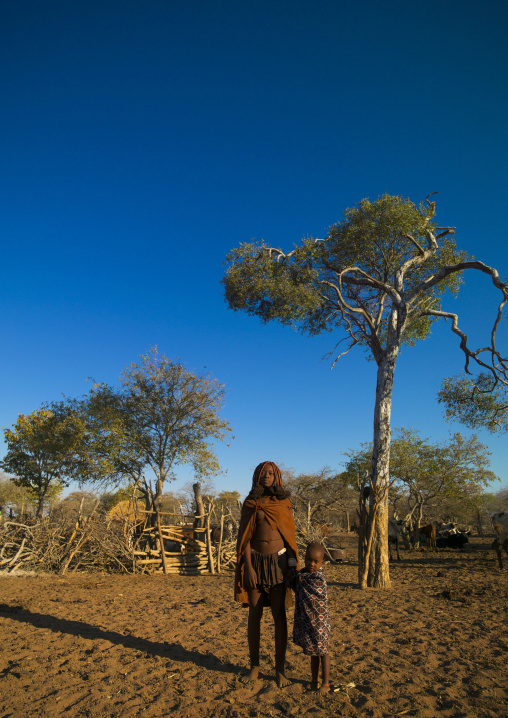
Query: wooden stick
156 510 168 575
217 507 224 574
205 506 215 575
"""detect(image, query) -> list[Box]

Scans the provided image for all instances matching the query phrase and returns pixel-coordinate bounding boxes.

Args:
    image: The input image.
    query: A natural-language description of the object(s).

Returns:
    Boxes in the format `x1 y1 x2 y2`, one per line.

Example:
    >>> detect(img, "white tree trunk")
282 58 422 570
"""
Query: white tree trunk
367 339 399 589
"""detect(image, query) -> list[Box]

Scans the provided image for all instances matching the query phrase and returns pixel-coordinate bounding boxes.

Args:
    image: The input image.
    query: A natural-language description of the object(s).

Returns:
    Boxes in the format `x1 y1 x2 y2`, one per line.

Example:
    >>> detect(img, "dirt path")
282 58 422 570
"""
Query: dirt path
1 535 507 717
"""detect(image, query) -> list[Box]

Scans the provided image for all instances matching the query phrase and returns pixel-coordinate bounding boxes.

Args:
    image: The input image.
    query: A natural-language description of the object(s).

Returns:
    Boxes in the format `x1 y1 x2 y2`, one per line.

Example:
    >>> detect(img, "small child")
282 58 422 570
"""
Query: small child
291 542 331 692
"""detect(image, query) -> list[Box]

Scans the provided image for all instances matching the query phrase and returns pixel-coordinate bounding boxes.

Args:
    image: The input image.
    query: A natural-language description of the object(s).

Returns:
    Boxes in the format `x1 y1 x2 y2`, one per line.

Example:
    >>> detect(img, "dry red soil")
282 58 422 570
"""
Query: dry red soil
1 535 507 718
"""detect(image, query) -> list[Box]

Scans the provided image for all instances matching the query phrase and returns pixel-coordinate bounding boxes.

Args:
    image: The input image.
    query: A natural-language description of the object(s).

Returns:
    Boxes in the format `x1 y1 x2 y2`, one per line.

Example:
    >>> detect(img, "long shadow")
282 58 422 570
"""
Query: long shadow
390 556 472 567
326 580 360 589
0 607 239 676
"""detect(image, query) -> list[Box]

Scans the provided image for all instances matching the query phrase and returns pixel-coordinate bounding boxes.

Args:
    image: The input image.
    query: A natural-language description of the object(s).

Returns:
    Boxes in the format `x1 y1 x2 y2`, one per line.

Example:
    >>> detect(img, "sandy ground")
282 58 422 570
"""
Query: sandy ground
0 534 507 718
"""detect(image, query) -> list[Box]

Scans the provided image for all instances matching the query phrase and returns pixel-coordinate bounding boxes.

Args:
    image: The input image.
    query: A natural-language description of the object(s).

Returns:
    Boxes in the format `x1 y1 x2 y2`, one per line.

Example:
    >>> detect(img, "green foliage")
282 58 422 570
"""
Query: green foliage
343 428 498 519
0 471 38 515
99 487 141 514
223 240 322 327
77 349 232 510
1 407 87 518
223 194 469 359
438 373 508 434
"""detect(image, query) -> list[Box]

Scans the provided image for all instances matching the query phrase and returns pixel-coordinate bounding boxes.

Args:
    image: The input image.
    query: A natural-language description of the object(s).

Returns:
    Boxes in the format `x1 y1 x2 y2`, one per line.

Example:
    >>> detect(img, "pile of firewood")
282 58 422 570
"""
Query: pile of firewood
0 501 134 575
0 500 240 576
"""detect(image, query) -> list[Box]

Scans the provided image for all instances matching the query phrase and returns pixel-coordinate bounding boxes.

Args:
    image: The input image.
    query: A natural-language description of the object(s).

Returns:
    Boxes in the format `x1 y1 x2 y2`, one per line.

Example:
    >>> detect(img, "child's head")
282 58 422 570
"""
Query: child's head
305 542 325 572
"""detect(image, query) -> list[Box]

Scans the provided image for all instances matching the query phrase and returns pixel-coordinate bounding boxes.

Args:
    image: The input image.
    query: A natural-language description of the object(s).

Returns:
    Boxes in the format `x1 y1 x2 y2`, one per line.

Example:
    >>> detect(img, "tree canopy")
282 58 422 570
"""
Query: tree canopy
438 373 508 434
224 194 469 360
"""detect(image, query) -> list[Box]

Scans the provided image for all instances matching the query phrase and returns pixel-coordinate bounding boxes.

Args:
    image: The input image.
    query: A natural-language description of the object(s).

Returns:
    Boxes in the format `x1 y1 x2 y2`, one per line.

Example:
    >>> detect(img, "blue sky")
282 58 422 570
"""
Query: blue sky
1 0 507 499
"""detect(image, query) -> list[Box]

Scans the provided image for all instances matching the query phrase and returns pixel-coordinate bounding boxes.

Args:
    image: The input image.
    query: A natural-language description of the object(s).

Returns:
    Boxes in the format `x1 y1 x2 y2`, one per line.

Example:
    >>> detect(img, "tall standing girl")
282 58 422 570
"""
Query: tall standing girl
235 461 299 687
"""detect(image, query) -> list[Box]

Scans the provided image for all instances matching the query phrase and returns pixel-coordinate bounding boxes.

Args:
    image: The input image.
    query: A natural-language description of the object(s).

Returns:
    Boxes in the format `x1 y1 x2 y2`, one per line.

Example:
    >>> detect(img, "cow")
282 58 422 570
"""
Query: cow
388 518 410 561
353 516 409 559
435 531 469 549
491 511 508 569
412 523 436 551
433 521 457 534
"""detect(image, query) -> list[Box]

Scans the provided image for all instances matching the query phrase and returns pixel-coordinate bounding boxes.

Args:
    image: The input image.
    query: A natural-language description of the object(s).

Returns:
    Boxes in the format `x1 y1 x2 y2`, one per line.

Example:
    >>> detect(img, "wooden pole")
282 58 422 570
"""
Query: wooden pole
205 508 215 575
193 483 205 541
156 510 168 575
217 506 225 574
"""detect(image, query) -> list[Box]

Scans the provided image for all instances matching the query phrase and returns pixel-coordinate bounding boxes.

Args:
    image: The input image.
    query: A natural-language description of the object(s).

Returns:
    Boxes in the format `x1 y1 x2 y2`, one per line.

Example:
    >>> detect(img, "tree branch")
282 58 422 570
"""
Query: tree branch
422 308 508 382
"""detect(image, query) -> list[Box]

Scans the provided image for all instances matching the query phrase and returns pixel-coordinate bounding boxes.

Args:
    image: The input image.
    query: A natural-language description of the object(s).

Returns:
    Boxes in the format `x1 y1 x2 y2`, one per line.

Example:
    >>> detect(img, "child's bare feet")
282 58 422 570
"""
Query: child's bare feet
241 666 259 683
318 683 330 693
276 670 291 688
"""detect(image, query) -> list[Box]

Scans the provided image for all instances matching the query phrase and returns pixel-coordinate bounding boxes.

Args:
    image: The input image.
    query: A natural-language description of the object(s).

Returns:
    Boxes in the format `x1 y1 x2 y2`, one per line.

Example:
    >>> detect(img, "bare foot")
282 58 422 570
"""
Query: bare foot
306 681 318 693
318 683 330 693
241 667 259 683
276 670 291 688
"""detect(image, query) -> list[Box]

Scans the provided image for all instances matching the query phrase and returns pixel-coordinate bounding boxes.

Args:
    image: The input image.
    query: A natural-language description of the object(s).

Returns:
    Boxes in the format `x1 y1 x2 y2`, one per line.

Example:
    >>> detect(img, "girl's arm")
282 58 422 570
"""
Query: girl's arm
244 542 258 590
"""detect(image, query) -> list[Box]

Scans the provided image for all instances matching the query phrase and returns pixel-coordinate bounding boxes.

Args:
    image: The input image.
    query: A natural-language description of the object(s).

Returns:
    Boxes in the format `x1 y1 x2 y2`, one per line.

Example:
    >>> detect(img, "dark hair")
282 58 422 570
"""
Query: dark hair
306 542 325 558
247 460 290 500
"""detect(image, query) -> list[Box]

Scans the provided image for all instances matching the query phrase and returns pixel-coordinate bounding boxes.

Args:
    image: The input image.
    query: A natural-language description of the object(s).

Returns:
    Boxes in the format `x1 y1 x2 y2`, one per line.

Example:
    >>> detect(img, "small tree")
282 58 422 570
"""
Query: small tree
78 349 232 517
1 408 85 519
0 471 37 519
223 194 508 587
285 468 355 535
344 429 498 528
53 491 100 521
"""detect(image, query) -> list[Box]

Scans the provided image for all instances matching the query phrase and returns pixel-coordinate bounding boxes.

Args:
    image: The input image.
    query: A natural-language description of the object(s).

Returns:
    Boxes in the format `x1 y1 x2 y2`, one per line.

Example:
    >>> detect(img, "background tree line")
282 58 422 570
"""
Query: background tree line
0 348 232 521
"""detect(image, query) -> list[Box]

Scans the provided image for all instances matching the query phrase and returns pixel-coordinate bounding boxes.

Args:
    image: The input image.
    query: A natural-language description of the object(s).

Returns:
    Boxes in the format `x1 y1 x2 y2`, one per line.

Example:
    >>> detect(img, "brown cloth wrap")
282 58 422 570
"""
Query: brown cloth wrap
234 496 299 608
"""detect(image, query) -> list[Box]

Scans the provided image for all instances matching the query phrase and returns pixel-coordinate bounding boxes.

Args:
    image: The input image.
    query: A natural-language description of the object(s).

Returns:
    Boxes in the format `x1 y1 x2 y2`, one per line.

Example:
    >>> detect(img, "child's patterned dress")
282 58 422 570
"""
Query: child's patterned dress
292 567 331 656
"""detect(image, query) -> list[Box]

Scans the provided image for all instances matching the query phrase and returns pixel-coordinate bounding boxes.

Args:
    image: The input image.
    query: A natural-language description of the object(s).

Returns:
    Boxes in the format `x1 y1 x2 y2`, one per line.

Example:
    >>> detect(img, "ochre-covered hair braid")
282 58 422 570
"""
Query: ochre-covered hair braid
251 461 283 489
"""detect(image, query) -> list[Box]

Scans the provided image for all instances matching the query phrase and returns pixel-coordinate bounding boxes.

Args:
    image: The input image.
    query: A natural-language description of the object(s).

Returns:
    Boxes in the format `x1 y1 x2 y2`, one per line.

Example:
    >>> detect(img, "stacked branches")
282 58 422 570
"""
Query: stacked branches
0 512 134 575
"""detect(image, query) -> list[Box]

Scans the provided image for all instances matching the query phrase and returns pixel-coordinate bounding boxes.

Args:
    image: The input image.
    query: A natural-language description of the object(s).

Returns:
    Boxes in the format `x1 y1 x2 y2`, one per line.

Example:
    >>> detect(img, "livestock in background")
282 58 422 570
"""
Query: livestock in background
433 521 457 533
388 518 410 561
491 511 508 569
436 530 469 549
412 523 436 551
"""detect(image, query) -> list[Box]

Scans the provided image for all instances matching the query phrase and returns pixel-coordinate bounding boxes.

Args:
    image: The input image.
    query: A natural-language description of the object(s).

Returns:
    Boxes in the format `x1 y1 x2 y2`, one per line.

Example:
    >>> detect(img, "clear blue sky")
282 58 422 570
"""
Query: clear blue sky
2 0 507 499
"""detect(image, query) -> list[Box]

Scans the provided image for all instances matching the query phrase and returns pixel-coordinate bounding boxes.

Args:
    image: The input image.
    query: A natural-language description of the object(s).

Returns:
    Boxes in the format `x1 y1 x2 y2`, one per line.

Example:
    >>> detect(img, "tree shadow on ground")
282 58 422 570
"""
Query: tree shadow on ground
0 607 240 676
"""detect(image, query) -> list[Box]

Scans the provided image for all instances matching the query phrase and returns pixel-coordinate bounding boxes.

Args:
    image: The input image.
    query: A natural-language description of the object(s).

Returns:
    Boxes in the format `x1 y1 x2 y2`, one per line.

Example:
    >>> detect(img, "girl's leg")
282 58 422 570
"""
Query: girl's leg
318 654 331 693
243 588 263 682
269 584 289 687
310 655 320 691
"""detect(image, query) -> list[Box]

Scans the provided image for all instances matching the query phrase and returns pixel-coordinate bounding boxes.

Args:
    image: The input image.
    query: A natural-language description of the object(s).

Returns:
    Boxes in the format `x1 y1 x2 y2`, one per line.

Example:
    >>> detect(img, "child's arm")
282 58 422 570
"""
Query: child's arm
284 543 298 588
285 569 298 589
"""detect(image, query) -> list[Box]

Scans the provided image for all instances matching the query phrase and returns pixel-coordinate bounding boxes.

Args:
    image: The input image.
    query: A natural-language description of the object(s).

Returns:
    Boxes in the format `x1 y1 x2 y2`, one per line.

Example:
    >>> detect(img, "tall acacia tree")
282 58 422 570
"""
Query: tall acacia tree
222 194 508 588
